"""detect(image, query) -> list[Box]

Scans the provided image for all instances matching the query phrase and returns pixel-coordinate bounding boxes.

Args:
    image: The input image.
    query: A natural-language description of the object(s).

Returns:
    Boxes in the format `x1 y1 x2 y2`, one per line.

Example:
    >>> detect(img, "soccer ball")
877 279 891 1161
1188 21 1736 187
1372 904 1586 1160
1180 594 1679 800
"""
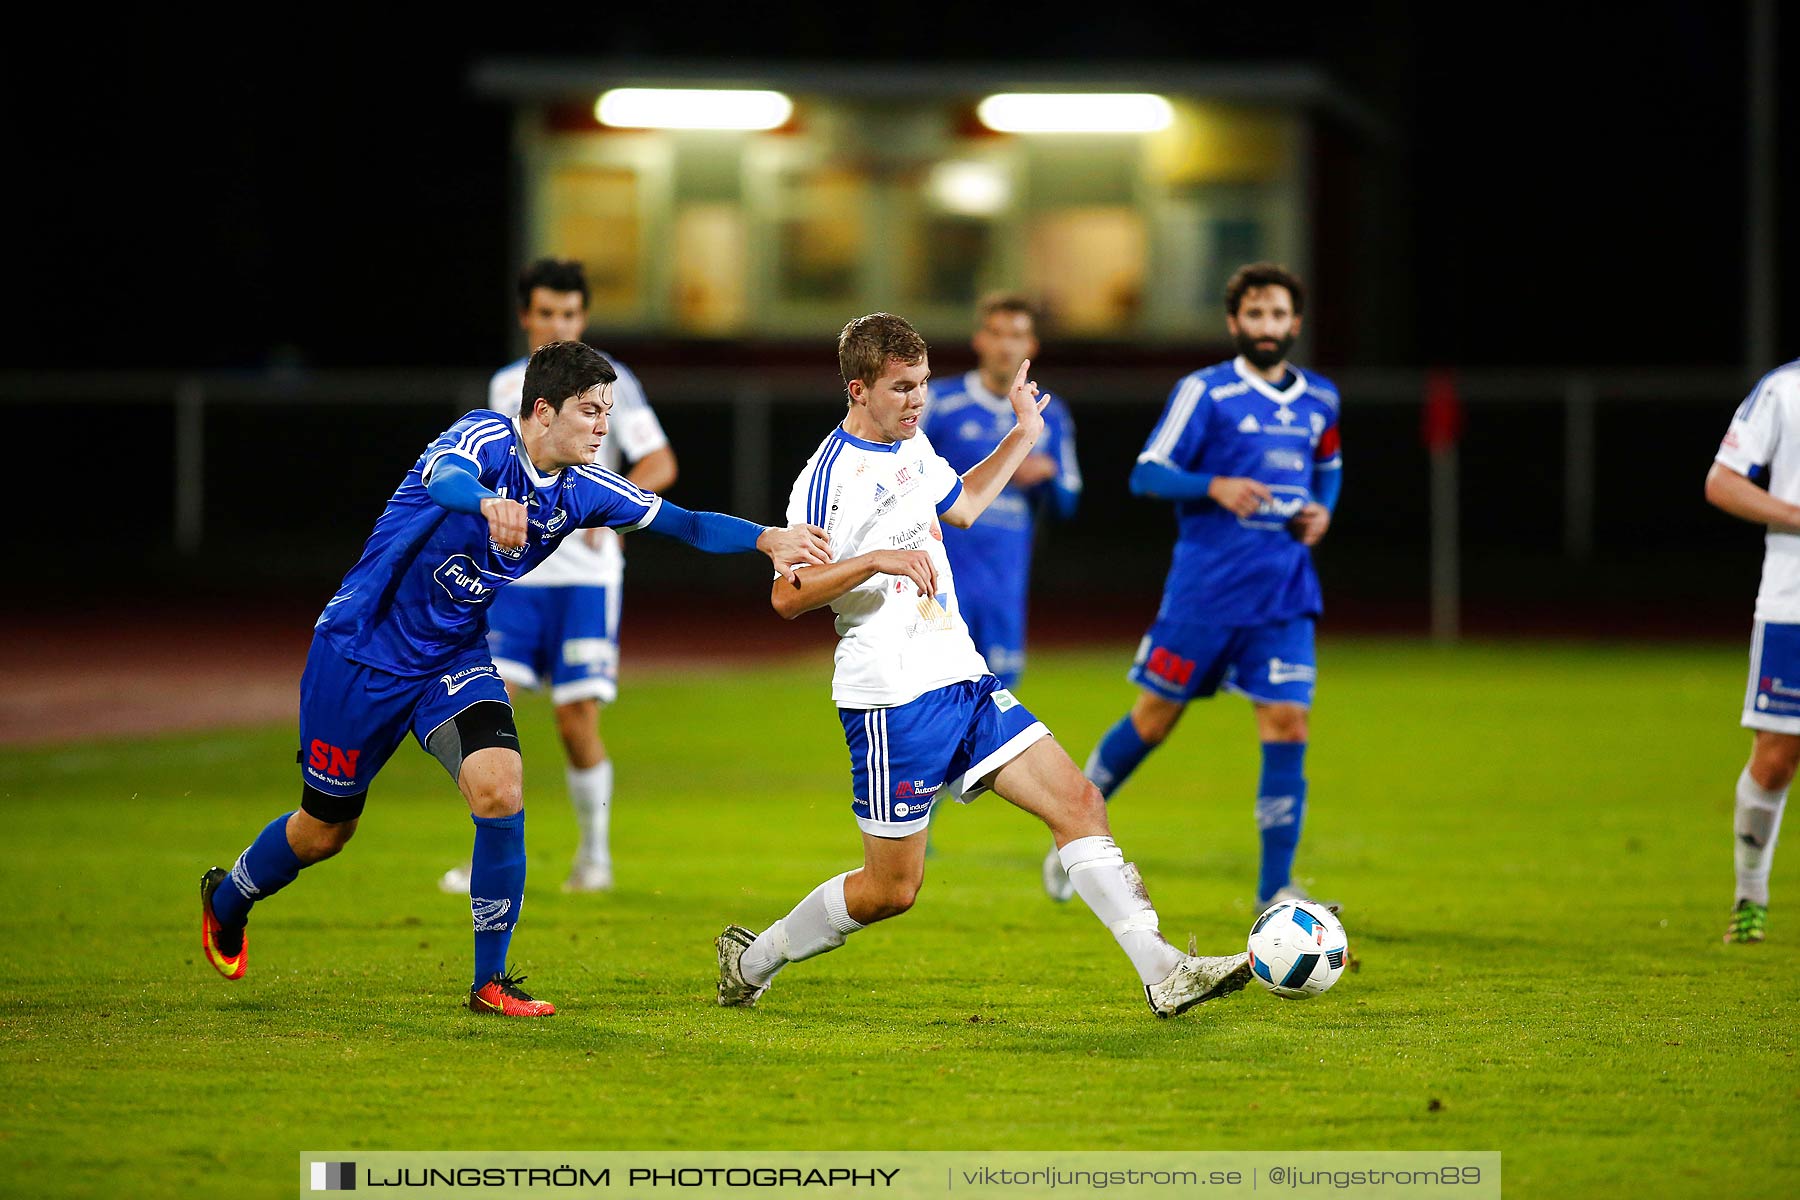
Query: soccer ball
1247 899 1348 998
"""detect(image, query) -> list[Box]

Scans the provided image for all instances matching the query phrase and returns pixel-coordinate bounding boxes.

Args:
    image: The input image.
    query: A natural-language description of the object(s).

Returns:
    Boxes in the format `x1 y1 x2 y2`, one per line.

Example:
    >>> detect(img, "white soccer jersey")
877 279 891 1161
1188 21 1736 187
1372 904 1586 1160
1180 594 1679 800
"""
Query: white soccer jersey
489 353 669 587
1716 360 1800 622
787 425 991 708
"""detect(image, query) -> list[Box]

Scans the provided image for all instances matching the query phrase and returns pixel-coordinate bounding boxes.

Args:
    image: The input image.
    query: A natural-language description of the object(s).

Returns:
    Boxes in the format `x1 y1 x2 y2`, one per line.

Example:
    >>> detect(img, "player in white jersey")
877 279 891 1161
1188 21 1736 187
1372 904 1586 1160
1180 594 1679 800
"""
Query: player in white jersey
440 259 677 895
1707 358 1800 943
714 313 1252 1018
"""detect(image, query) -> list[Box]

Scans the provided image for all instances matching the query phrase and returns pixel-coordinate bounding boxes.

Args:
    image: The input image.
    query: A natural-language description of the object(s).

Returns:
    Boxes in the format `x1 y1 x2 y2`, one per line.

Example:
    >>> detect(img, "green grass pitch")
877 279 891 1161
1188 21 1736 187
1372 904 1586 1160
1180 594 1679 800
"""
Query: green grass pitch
1 640 1795 1198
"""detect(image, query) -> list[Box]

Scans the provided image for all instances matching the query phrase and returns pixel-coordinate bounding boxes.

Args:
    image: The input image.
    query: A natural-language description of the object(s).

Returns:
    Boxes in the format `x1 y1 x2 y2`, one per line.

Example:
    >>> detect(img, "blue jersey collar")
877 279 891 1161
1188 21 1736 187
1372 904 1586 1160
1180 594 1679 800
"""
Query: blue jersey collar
513 415 565 487
832 423 902 453
1233 356 1307 404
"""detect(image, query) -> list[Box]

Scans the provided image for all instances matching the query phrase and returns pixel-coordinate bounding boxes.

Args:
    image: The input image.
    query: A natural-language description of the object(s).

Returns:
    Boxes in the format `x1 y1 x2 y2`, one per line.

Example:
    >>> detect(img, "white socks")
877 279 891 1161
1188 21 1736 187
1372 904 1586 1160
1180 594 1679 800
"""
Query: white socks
568 761 613 867
740 872 865 987
1735 766 1788 906
1059 835 1184 985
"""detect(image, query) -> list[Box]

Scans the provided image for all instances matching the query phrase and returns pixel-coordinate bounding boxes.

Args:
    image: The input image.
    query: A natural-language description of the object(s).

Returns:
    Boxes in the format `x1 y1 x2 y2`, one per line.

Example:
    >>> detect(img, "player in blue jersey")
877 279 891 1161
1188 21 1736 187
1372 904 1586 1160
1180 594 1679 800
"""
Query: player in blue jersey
438 259 678 896
198 340 829 1016
1044 264 1343 911
920 293 1080 689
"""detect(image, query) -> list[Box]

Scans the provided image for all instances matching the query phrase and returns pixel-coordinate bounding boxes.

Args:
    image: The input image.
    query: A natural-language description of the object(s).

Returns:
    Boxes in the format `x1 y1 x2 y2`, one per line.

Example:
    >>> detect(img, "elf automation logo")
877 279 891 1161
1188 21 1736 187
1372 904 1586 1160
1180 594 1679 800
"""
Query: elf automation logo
310 1161 356 1190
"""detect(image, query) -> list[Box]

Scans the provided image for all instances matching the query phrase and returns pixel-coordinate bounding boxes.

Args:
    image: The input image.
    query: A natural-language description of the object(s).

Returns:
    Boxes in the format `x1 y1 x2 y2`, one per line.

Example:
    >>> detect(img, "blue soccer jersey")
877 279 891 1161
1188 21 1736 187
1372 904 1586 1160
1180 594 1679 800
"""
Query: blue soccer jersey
314 411 660 675
921 372 1080 678
1138 358 1342 626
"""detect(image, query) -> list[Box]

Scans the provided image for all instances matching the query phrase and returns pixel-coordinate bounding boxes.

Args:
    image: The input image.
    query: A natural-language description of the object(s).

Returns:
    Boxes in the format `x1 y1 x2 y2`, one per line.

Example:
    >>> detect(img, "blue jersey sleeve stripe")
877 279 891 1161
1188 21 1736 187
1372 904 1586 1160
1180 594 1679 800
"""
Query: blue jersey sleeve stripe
1736 370 1780 421
573 464 656 504
452 414 509 455
935 478 964 515
424 424 510 481
810 440 844 528
423 447 482 483
1143 376 1204 463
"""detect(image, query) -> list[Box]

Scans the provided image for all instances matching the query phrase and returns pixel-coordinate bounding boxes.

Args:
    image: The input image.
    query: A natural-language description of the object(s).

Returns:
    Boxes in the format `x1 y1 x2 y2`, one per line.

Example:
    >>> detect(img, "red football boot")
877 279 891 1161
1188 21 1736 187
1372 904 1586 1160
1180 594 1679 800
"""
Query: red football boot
469 969 556 1017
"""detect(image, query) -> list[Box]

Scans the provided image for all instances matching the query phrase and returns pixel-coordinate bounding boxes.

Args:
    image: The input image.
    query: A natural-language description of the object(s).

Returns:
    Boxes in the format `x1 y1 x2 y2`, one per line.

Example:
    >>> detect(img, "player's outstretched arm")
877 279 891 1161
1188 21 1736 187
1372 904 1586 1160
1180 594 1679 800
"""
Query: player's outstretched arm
1129 459 1271 517
943 359 1050 528
771 551 937 620
642 501 831 584
426 457 527 548
1706 462 1800 531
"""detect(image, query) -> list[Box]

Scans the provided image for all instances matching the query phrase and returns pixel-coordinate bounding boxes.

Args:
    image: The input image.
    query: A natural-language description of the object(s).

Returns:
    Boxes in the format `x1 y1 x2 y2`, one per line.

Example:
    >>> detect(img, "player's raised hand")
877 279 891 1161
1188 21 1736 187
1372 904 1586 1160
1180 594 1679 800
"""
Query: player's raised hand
1008 358 1049 434
758 522 833 586
1206 476 1273 517
871 549 938 598
480 497 529 549
1290 502 1332 546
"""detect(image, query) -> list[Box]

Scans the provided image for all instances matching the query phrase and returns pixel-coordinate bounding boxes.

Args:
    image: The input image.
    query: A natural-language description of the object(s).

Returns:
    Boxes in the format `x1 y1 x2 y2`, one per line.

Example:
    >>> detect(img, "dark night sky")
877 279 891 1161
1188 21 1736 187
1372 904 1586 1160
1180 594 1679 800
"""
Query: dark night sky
10 4 1794 373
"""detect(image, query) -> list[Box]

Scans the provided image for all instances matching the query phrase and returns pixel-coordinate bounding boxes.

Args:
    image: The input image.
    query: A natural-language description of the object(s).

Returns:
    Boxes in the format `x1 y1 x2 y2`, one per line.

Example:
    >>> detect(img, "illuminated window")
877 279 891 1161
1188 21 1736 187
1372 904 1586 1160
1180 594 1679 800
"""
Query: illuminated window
772 166 866 305
1026 208 1147 334
673 203 747 332
546 166 642 317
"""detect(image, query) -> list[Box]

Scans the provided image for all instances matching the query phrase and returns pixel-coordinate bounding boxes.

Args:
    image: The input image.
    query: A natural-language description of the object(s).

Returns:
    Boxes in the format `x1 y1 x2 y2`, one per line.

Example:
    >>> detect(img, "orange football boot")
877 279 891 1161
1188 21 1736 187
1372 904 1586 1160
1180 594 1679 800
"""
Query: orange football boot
200 867 248 981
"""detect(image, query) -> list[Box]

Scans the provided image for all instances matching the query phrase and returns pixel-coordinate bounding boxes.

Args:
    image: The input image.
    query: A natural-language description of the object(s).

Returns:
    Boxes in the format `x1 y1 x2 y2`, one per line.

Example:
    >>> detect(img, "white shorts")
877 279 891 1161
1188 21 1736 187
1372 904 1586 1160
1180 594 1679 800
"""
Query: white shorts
1743 619 1800 734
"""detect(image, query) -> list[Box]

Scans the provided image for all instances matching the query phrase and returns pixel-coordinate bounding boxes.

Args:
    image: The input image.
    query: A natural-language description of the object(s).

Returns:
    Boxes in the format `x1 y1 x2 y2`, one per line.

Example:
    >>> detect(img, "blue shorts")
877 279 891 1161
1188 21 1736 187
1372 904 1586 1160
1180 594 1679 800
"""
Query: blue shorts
961 592 1027 689
298 635 513 798
486 583 621 705
839 676 1050 838
1128 616 1316 706
1744 620 1800 733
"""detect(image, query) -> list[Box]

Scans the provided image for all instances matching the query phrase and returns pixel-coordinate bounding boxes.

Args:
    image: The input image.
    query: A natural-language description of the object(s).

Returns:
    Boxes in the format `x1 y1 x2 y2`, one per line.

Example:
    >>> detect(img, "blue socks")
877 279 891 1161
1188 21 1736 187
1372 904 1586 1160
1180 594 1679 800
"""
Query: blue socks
212 812 305 928
1255 742 1308 903
1084 715 1154 799
470 810 526 989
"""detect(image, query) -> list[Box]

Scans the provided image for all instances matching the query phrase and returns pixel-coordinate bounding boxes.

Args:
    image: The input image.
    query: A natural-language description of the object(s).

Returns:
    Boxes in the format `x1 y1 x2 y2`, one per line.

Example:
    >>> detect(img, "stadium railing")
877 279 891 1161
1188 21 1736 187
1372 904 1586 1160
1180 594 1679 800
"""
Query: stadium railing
0 366 1760 640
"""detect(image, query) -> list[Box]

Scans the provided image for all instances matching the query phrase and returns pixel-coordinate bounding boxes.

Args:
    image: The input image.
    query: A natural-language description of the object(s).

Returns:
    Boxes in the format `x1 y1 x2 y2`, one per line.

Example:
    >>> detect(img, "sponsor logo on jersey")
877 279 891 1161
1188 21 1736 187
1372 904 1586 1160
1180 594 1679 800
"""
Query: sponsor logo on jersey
1238 414 1262 434
1264 449 1307 472
895 466 912 485
891 519 932 549
991 689 1019 712
907 593 955 636
435 556 502 604
895 778 941 800
1268 658 1316 685
306 739 362 779
1722 432 1740 449
1239 484 1312 530
441 664 499 696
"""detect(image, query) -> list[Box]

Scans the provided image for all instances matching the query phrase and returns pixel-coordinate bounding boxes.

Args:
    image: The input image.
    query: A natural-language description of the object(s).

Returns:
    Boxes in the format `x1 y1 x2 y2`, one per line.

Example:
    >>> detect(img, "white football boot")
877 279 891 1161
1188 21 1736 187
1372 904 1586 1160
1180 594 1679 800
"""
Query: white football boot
562 858 614 894
1144 943 1253 1018
715 924 770 1008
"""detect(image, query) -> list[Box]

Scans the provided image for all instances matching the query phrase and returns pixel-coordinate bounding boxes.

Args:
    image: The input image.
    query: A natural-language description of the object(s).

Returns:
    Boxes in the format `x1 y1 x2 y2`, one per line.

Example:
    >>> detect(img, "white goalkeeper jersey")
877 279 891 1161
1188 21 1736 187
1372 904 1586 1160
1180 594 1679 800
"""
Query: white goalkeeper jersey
489 352 669 588
786 424 990 708
1716 359 1800 622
